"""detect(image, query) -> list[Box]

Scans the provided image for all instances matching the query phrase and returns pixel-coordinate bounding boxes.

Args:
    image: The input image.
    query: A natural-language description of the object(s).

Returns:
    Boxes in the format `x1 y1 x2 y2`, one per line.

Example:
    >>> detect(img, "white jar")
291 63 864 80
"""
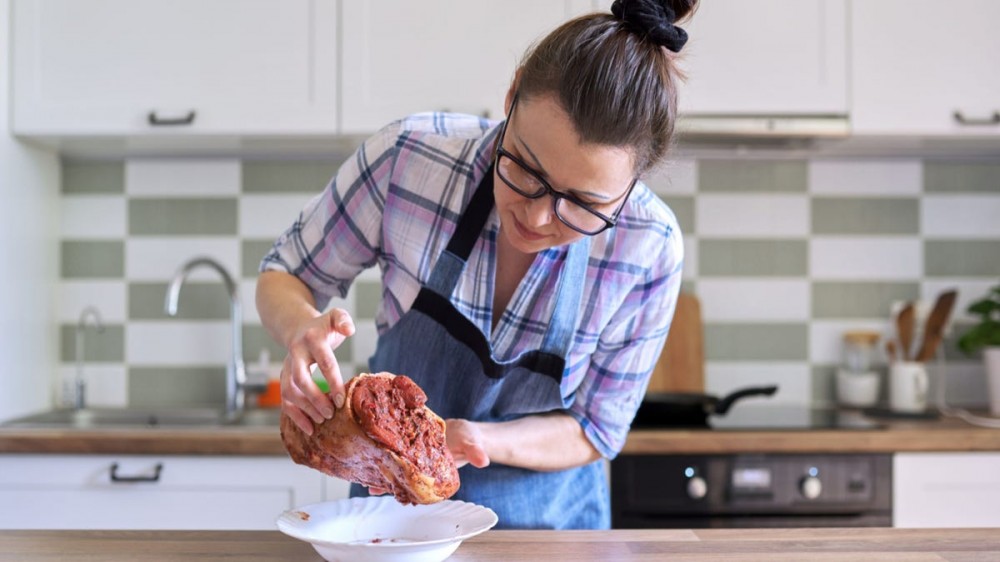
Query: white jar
836 368 880 408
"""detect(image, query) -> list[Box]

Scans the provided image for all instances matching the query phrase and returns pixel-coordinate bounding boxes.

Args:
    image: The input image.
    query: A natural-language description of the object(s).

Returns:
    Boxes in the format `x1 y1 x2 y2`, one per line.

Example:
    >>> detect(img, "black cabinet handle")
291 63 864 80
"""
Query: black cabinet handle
109 462 163 483
147 110 196 126
952 110 1000 126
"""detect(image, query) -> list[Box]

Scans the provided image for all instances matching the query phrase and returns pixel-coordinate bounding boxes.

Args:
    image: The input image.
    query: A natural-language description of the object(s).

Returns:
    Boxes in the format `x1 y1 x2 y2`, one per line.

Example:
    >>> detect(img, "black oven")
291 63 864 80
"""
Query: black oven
611 452 892 528
612 405 892 528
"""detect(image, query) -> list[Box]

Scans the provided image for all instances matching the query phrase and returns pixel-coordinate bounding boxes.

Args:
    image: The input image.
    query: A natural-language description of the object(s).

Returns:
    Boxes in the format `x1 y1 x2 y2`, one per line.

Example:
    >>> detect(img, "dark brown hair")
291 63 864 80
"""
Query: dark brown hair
515 0 697 175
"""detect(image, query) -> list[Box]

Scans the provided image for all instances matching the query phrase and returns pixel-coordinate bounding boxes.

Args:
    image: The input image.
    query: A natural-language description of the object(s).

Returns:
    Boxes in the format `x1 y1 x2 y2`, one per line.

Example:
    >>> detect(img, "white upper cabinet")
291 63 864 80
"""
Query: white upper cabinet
12 0 338 135
851 0 1000 135
339 1 588 135
677 0 848 115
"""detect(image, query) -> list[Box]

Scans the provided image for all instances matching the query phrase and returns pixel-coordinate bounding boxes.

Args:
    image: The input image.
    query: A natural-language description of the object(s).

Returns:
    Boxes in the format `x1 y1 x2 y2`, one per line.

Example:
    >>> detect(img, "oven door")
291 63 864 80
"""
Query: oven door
611 454 892 529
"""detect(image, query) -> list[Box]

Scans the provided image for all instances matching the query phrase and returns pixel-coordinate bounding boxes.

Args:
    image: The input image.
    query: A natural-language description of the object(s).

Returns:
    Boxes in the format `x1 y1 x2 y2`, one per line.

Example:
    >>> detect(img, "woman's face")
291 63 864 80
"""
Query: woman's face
493 93 635 255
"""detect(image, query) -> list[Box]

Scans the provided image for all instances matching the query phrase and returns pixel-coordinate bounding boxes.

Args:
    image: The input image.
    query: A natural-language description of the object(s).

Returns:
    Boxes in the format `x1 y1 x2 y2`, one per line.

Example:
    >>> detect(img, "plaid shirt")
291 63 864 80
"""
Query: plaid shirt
261 112 683 459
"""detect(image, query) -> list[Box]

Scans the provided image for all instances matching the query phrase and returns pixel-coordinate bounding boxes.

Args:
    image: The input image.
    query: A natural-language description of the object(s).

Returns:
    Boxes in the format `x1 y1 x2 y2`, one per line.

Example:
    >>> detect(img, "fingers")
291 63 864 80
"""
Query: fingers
368 487 389 496
466 444 490 468
280 353 331 432
315 309 354 408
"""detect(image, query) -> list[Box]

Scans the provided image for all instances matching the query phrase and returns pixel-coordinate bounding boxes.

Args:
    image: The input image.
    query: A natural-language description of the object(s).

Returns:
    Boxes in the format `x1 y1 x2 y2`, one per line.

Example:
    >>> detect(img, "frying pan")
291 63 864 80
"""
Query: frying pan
631 385 779 428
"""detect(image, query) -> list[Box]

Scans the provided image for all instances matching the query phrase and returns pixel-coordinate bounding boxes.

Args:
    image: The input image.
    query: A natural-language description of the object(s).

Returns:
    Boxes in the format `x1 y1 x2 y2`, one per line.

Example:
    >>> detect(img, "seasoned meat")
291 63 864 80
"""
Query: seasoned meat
280 372 460 505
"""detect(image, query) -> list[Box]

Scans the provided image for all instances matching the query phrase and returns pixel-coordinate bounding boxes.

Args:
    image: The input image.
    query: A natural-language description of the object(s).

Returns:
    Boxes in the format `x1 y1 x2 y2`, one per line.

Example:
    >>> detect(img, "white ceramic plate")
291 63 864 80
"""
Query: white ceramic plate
276 496 498 562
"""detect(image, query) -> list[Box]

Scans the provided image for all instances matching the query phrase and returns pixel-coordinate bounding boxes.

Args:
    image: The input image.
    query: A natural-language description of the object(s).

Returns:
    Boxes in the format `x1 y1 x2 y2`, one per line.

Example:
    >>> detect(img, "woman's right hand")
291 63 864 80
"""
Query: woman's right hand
280 308 355 435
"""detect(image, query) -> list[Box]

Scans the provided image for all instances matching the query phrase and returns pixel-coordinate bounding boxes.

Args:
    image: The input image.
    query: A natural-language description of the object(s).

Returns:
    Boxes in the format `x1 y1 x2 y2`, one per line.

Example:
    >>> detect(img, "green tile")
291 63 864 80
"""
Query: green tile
129 198 237 236
128 367 227 408
811 364 837 404
660 196 695 233
61 241 124 278
812 197 919 235
699 239 808 276
698 160 808 192
242 239 276 278
925 240 1000 277
129 282 231 320
242 161 338 193
62 160 124 194
354 281 382 320
940 320 982 361
924 161 1000 193
704 323 809 361
60 324 125 362
812 282 920 319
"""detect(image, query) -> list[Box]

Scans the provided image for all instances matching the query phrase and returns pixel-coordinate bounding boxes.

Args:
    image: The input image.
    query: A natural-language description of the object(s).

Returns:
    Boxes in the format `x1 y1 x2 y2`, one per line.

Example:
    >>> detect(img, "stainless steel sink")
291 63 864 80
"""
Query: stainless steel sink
1 407 281 429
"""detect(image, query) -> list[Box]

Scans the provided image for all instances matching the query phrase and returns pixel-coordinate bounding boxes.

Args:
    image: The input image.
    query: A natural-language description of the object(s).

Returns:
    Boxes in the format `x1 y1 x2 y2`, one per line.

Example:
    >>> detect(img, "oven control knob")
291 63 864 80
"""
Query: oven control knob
687 476 708 500
800 475 823 499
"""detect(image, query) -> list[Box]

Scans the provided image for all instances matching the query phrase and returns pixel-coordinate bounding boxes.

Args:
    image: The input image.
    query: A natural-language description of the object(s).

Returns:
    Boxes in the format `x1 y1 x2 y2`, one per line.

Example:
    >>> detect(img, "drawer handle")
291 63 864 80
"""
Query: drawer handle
109 462 163 483
952 110 1000 126
147 110 196 126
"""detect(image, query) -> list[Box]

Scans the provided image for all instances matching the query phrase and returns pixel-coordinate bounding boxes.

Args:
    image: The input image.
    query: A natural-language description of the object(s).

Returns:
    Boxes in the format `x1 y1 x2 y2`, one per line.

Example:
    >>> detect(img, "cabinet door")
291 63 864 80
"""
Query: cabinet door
851 0 1000 135
339 0 574 134
894 452 1000 528
12 0 337 135
0 455 326 530
677 0 847 115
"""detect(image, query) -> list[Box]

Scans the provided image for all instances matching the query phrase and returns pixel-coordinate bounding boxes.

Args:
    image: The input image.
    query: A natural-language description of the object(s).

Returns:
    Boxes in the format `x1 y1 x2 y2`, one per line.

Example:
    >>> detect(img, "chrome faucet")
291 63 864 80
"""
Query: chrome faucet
74 306 105 410
164 257 248 418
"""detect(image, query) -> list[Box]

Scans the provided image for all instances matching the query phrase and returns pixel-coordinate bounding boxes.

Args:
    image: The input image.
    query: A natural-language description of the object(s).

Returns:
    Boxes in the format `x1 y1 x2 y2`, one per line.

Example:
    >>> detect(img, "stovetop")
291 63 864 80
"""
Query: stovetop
707 405 883 431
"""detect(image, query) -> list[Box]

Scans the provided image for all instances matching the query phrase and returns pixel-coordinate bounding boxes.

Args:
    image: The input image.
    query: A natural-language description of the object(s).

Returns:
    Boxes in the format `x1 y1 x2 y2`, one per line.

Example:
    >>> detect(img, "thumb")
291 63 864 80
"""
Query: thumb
327 308 355 338
466 444 490 469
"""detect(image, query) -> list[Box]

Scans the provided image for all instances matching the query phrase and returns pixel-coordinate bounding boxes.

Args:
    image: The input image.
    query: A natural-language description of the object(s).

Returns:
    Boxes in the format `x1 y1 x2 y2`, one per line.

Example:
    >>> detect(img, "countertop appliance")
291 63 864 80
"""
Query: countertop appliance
612 405 891 528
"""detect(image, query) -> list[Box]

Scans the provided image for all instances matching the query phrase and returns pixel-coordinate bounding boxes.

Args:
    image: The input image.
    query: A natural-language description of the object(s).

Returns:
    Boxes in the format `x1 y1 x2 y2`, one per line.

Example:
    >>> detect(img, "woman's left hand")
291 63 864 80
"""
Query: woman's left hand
445 418 490 469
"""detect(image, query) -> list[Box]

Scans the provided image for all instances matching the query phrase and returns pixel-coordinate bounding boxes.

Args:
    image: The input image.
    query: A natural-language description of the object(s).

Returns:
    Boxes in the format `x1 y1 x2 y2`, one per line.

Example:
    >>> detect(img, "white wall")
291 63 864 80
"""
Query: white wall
0 0 61 421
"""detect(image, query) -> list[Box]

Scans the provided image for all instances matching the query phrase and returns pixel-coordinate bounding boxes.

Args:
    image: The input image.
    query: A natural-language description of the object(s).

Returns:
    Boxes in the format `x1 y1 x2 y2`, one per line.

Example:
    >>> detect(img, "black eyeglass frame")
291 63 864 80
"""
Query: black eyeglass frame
493 95 638 236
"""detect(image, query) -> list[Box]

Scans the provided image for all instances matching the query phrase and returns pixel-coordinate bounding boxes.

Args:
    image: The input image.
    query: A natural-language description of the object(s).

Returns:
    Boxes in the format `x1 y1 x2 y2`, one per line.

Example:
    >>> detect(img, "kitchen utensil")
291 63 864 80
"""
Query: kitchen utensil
647 292 704 393
915 290 958 362
632 385 778 428
276 496 497 562
896 302 916 360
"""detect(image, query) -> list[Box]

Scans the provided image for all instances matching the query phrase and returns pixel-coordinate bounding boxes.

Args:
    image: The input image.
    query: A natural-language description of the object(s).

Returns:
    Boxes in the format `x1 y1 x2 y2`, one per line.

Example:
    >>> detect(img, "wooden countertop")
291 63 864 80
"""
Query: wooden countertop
1 412 999 456
3 528 999 561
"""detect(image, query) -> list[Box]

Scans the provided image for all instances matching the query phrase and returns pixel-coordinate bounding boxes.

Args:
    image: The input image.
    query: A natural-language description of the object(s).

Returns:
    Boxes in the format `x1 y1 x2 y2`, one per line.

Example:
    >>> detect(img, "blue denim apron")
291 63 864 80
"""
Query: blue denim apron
349 169 609 529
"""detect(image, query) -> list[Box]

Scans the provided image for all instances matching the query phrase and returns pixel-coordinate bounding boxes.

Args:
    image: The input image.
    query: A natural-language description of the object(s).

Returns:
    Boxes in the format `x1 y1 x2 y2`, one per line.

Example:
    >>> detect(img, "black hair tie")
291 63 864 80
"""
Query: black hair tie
611 0 688 52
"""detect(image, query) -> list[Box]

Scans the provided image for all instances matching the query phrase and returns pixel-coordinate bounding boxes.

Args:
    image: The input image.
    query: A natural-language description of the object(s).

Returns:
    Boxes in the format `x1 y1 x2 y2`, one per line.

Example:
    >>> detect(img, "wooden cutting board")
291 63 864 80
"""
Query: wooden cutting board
647 292 705 393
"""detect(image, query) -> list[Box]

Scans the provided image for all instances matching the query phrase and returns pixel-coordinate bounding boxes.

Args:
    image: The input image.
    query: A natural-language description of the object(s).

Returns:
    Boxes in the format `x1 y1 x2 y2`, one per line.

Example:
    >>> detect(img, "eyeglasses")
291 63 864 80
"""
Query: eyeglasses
493 95 637 236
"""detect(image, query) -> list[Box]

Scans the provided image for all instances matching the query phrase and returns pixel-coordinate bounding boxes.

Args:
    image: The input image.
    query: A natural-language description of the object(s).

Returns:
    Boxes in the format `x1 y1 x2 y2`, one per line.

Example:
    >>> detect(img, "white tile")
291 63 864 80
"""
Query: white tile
239 194 314 238
922 195 1000 238
922 279 998 325
350 320 378 372
810 237 922 279
697 194 809 237
59 196 126 238
698 279 809 321
240 279 261 324
126 238 240 282
809 159 922 195
704 362 811 405
127 322 231 365
56 281 127 323
125 159 240 196
56 364 128 408
645 158 697 195
810 320 892 364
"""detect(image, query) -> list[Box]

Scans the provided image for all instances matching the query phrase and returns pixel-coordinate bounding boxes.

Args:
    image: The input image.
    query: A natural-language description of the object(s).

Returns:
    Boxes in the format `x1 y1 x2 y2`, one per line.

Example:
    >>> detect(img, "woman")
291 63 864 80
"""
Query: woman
257 0 695 529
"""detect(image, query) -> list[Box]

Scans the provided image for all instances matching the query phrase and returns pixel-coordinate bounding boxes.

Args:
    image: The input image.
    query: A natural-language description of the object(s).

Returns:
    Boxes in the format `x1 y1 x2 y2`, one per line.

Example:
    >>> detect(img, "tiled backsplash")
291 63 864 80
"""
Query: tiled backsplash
58 156 1000 409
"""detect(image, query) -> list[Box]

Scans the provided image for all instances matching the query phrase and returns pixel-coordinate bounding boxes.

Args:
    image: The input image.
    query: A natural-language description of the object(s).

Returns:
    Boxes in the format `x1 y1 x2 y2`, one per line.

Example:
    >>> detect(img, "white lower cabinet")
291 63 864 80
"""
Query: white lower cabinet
893 452 1000 528
0 454 349 530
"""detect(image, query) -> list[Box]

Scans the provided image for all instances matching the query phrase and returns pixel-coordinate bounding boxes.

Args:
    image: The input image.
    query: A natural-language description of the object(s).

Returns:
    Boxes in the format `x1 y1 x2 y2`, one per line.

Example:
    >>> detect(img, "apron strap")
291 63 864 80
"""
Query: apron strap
426 166 495 296
540 237 590 356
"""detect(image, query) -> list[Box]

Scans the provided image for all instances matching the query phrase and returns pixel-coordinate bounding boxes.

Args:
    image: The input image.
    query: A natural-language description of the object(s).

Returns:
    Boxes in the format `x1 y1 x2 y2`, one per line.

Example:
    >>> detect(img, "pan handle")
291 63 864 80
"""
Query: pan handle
714 385 778 414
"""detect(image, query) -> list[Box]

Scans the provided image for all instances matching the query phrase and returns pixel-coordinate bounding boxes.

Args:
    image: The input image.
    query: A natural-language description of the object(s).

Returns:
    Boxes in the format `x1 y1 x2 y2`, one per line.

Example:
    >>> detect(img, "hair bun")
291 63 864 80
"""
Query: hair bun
611 0 690 52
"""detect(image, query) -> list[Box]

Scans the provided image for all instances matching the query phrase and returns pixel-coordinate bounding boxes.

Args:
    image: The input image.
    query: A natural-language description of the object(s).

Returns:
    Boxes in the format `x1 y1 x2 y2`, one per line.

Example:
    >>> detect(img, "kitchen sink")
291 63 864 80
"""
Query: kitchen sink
0 407 282 429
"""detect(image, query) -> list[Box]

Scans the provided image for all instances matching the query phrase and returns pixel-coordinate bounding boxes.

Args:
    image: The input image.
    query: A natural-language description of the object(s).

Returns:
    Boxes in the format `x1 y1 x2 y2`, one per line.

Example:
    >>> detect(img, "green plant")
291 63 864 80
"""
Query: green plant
957 282 1000 356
